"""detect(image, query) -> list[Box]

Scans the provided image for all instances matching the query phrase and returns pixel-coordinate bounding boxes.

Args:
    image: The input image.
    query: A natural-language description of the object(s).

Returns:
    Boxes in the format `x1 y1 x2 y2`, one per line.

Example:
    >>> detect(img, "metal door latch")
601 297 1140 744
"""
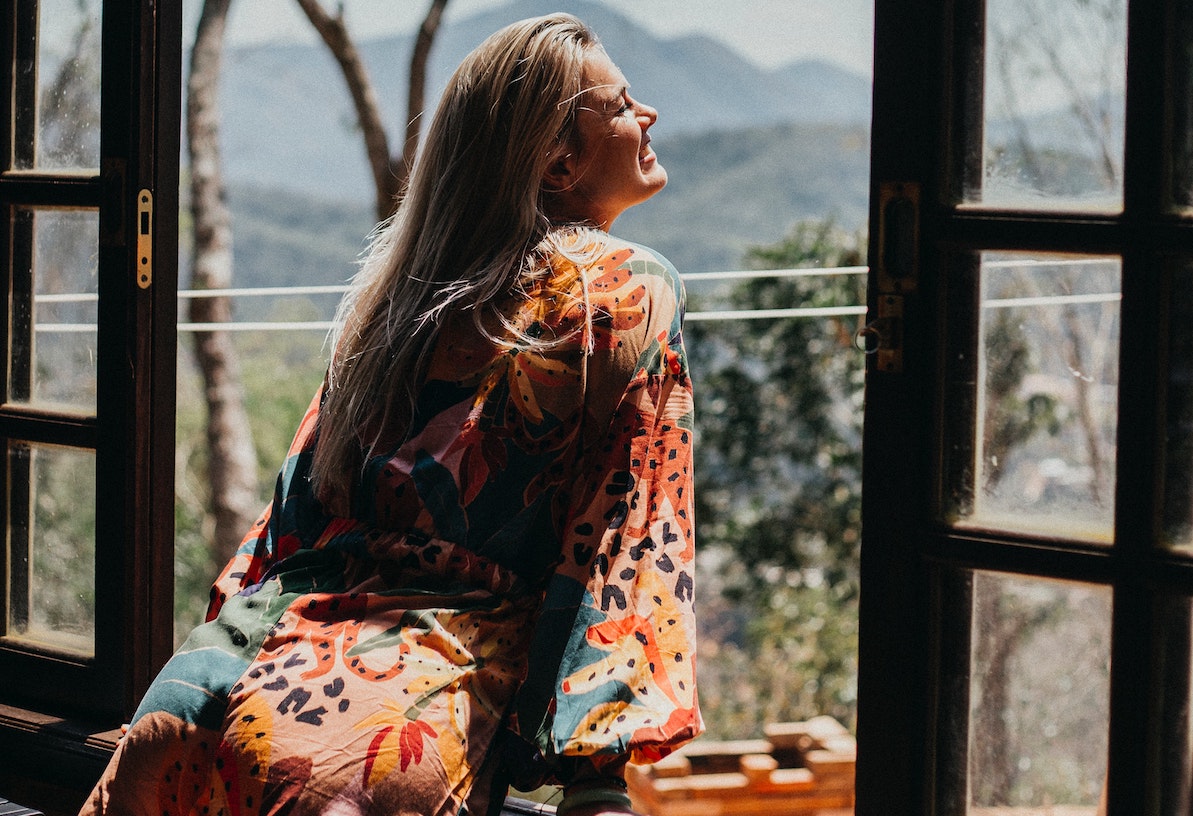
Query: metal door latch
136 188 153 289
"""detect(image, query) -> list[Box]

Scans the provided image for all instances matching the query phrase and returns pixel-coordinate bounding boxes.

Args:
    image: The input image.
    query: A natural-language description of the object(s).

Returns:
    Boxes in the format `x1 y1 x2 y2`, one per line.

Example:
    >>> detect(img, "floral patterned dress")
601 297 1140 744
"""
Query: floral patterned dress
82 237 702 816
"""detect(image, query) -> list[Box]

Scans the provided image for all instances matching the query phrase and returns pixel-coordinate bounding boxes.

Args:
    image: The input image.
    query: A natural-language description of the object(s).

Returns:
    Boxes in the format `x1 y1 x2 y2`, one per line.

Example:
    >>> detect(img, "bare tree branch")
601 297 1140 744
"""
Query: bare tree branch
1023 1 1119 187
296 0 448 220
1059 302 1108 504
404 0 449 183
41 11 99 166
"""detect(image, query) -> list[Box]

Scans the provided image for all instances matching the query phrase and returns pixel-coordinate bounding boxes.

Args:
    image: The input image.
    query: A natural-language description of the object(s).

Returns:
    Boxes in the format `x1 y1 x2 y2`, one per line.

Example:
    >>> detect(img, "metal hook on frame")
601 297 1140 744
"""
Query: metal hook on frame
856 295 904 372
855 321 884 355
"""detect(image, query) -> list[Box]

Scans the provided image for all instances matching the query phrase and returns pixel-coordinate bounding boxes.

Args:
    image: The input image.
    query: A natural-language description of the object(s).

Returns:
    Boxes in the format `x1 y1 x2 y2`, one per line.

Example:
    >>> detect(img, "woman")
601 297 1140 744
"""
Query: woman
83 13 700 816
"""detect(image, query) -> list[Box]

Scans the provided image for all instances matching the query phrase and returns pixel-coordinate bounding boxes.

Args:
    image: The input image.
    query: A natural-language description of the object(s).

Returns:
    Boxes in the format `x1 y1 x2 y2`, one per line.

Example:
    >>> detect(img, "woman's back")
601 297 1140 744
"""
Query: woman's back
105 237 699 816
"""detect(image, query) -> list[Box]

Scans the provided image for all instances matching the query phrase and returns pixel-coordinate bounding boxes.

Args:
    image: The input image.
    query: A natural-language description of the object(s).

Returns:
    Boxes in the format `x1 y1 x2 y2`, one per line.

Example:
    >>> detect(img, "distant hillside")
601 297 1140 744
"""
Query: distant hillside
218 0 871 201
219 119 870 306
616 122 870 273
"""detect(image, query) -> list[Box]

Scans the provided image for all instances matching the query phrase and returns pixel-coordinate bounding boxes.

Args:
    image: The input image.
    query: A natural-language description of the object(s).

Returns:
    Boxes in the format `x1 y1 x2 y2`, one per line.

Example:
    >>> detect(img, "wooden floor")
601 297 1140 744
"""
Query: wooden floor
502 797 558 815
0 798 44 816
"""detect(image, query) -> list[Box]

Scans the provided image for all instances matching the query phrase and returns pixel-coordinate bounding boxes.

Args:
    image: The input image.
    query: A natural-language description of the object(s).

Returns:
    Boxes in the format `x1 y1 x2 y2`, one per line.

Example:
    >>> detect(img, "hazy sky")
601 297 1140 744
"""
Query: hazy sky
218 0 875 75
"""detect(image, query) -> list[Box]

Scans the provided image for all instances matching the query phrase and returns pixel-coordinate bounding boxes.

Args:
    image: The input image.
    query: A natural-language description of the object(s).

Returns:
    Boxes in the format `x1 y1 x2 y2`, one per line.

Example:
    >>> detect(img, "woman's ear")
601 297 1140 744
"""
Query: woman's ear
542 151 577 193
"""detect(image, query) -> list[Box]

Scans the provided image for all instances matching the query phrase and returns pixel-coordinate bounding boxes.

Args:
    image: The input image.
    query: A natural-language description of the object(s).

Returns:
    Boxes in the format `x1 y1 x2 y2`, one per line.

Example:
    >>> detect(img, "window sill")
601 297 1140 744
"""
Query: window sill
0 702 118 815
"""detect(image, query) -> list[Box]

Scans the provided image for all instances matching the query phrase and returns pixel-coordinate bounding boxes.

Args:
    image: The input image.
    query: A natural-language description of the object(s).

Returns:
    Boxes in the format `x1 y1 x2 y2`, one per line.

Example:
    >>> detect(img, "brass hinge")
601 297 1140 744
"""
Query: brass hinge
136 189 153 289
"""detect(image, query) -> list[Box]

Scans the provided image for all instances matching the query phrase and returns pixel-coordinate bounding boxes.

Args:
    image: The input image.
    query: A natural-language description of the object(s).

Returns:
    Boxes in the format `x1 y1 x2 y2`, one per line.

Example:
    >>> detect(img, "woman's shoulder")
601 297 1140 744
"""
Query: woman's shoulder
598 235 680 277
576 234 684 304
569 235 686 374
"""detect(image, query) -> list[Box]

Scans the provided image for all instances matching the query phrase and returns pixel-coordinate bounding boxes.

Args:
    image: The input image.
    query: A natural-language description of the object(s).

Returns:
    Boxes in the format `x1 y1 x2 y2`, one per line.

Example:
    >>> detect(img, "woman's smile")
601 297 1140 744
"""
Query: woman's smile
545 49 667 230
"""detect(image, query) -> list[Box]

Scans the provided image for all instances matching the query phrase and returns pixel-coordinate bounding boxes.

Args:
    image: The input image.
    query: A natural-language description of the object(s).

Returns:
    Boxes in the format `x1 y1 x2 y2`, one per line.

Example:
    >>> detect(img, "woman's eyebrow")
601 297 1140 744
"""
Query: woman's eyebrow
606 84 631 108
574 83 626 113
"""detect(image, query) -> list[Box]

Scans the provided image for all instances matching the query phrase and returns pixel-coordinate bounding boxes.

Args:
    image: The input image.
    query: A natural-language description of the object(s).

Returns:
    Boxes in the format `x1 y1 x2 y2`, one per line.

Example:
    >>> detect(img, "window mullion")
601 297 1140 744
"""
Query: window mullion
1104 0 1173 812
11 0 35 171
9 207 31 402
5 442 30 639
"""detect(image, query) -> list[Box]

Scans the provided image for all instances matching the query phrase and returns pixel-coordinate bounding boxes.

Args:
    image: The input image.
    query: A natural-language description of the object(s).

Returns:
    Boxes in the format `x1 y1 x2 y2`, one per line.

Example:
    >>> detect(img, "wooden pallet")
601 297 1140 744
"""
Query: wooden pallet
627 717 855 816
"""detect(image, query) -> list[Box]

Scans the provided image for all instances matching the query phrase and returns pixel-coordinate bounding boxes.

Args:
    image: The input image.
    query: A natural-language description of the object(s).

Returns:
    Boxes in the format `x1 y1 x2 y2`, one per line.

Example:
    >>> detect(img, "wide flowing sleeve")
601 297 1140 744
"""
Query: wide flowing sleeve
511 244 703 784
204 386 325 620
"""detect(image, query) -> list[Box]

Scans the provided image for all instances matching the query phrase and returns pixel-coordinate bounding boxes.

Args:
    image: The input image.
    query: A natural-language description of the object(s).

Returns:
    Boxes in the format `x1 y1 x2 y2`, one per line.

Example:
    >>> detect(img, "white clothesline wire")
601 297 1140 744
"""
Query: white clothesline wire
26 261 1124 333
33 266 873 331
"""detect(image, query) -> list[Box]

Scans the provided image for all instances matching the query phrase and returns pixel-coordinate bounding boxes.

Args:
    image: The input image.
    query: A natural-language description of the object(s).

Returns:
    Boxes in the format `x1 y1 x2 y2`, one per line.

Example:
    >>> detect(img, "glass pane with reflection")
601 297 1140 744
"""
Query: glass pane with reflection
1175 1 1193 209
9 208 99 412
13 0 102 170
976 0 1125 210
953 253 1119 541
1156 594 1193 816
968 571 1109 812
6 442 96 656
1165 260 1193 551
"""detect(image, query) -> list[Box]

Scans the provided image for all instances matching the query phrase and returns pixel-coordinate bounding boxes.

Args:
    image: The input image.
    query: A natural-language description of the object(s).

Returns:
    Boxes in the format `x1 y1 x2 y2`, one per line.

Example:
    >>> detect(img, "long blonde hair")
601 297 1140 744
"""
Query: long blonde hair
312 14 602 502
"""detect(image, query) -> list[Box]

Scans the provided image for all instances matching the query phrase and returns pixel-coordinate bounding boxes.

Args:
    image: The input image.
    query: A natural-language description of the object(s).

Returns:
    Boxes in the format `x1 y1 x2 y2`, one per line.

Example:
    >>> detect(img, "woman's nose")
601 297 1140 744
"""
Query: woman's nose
636 101 658 127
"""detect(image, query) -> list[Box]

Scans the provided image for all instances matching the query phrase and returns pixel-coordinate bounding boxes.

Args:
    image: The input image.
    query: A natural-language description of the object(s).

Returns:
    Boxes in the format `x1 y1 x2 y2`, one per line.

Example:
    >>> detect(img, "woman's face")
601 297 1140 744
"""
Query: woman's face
545 50 667 230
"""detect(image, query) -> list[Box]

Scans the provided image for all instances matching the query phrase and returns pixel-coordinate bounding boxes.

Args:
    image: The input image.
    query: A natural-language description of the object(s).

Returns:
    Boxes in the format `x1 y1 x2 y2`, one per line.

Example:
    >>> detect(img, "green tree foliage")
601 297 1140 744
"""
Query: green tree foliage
687 219 865 737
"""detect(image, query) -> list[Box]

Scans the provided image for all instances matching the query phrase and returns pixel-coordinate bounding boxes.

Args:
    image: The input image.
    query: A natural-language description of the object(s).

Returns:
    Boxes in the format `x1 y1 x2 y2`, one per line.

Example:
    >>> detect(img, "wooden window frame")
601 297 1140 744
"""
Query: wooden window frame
858 0 1193 813
0 0 181 796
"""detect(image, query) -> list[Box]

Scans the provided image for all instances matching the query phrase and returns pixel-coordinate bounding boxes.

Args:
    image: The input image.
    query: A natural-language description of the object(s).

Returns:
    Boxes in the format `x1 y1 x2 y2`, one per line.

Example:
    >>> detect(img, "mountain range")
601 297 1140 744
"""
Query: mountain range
218 0 872 203
227 118 870 295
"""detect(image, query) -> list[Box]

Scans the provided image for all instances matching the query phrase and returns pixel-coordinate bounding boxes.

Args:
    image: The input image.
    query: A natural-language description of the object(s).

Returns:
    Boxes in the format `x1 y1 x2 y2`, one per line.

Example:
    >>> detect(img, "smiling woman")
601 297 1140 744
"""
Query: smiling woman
83 13 701 816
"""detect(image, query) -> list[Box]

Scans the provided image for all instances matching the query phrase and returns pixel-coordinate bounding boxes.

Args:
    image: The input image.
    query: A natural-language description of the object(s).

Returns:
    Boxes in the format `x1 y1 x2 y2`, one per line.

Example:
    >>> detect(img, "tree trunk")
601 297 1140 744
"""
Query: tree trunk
187 0 260 567
971 584 1060 807
971 591 1021 806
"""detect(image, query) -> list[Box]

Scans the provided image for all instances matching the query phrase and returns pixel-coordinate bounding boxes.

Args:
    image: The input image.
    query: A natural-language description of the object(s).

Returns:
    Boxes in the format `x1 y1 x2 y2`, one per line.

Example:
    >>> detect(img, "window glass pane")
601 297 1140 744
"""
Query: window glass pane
1165 260 1193 551
6 442 95 656
1175 0 1193 209
14 0 102 170
9 208 99 412
968 572 1109 811
1155 594 1193 816
975 0 1125 210
947 253 1119 541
